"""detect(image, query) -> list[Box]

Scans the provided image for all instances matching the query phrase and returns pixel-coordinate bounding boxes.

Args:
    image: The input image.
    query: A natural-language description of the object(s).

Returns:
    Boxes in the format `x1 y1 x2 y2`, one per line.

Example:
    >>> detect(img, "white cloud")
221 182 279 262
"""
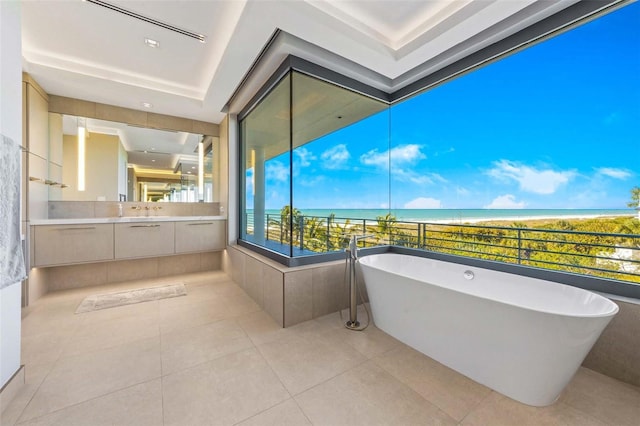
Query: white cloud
298 175 325 187
596 167 632 180
487 160 575 195
393 169 432 185
266 161 289 182
456 187 470 196
484 194 526 209
321 144 350 169
360 144 425 167
404 197 442 209
294 147 316 167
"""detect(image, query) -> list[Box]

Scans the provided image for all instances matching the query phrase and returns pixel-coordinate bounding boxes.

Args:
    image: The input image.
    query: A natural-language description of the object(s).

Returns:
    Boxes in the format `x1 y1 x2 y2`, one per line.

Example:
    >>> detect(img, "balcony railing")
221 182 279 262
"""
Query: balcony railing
243 212 640 284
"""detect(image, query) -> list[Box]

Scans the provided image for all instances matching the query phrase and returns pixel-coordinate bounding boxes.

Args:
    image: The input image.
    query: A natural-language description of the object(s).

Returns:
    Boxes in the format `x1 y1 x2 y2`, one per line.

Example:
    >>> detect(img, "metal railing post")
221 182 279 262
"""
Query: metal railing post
326 216 330 251
518 228 522 264
299 216 304 251
265 214 269 241
363 219 367 246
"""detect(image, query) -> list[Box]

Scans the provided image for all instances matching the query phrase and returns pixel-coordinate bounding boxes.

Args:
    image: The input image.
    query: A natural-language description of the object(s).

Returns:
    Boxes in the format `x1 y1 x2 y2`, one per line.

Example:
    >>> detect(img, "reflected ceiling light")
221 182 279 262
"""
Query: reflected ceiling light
251 149 256 197
198 141 204 201
141 102 153 108
77 118 86 191
144 38 160 48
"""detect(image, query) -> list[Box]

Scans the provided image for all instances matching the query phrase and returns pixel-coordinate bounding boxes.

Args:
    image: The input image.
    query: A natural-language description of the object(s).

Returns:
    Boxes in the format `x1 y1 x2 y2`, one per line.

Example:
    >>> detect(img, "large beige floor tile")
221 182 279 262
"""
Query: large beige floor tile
21 329 75 368
160 319 253 375
559 367 640 426
21 308 82 338
63 314 160 357
237 399 311 426
159 297 231 333
222 292 262 318
257 330 367 395
162 347 290 426
295 361 457 426
1 363 54 426
374 345 491 422
19 337 161 422
336 324 401 359
236 310 289 346
16 379 163 426
462 391 606 426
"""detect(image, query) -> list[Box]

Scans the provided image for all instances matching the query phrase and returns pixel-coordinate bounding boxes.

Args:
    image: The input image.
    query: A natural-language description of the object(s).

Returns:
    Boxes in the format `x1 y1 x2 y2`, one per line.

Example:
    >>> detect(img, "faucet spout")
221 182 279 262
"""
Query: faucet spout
348 234 376 260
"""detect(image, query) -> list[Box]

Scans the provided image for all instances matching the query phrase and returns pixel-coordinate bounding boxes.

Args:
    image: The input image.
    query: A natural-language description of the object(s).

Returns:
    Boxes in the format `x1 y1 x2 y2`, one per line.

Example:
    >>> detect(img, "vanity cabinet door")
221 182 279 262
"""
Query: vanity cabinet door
114 222 175 259
33 224 114 267
175 220 226 253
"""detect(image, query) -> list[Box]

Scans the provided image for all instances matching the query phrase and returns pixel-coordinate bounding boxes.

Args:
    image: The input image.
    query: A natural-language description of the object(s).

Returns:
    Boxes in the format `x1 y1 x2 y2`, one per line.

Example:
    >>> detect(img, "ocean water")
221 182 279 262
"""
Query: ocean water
260 208 635 224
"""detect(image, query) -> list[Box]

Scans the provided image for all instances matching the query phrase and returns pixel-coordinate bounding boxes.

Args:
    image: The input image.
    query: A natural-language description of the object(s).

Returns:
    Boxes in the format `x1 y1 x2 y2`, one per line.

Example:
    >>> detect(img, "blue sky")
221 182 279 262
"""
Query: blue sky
256 2 639 211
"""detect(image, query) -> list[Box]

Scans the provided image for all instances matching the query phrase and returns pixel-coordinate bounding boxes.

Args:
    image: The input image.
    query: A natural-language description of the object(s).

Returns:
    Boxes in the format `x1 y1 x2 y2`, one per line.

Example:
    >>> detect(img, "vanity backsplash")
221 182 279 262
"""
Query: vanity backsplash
48 201 221 219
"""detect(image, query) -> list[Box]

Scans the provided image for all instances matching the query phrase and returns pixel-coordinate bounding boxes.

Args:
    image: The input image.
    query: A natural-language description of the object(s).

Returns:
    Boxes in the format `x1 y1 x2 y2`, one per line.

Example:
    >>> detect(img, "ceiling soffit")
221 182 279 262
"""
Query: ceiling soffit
20 0 627 124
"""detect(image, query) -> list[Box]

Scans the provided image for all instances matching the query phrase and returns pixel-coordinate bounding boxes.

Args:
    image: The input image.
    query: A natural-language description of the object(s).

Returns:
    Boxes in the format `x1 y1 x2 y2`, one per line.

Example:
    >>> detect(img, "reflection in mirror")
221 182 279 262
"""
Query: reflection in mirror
52 114 219 202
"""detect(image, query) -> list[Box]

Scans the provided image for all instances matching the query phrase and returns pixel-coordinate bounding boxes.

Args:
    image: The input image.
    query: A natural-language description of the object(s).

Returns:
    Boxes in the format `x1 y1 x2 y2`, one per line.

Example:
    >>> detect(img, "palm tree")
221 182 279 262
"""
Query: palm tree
627 186 640 208
278 205 302 244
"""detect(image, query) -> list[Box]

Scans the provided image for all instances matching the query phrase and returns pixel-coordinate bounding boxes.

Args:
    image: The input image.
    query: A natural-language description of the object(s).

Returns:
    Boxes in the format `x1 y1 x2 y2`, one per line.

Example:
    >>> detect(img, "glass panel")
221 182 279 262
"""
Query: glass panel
291 71 389 256
240 73 292 256
386 2 640 282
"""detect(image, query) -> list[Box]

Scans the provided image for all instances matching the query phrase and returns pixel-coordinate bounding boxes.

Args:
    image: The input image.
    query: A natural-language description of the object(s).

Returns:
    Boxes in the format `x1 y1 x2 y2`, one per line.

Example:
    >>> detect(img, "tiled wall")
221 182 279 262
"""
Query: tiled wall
583 300 640 387
42 251 222 292
48 201 221 219
223 245 367 328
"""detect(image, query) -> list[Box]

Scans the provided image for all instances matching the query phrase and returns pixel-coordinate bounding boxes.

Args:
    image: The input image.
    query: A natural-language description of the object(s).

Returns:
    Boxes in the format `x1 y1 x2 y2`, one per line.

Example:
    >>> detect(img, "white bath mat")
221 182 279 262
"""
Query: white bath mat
75 283 187 314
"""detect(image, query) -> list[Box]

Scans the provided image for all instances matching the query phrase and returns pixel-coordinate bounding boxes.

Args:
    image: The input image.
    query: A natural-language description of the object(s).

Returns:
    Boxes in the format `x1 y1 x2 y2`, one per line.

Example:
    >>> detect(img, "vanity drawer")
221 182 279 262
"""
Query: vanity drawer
33 224 114 267
175 220 226 253
114 222 175 259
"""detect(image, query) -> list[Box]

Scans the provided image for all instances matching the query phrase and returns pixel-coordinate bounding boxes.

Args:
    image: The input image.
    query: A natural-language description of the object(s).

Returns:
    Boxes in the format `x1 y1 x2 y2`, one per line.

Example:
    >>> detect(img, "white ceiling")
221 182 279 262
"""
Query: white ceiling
21 0 580 125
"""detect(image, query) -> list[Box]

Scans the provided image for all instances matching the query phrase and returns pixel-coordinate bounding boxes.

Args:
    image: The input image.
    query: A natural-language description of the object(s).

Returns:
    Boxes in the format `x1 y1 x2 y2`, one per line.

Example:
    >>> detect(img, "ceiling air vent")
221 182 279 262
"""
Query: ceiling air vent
85 0 206 43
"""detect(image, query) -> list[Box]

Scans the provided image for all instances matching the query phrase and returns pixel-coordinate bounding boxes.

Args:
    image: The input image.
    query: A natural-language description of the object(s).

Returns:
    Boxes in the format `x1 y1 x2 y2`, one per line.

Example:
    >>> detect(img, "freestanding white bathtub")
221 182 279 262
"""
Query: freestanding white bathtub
359 253 618 406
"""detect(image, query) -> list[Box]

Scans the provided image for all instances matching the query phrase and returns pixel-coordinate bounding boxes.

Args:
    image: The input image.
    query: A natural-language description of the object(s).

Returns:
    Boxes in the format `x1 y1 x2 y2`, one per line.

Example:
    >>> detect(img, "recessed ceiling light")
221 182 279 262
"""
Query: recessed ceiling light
141 102 153 109
191 166 196 169
144 38 160 48
151 159 156 162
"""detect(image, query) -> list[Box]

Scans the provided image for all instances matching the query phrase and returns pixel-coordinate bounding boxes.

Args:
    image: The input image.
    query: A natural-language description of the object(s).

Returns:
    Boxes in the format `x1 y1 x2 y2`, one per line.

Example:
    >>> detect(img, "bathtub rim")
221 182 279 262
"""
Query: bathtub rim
380 246 640 301
359 252 620 319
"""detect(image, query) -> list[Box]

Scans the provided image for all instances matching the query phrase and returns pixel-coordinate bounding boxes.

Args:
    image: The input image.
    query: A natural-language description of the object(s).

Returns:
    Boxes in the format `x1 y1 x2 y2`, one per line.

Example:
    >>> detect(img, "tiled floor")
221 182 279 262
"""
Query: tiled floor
3 270 640 426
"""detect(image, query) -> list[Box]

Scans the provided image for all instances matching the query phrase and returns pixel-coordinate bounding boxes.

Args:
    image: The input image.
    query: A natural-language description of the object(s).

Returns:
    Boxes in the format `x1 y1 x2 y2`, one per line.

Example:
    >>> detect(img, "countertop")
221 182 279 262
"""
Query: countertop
30 216 227 225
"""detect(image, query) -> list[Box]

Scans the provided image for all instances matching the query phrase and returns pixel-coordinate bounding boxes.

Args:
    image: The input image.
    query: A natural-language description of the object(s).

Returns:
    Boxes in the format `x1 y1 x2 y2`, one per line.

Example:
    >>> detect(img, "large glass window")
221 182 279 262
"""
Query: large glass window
241 74 291 255
240 72 387 258
239 3 639 287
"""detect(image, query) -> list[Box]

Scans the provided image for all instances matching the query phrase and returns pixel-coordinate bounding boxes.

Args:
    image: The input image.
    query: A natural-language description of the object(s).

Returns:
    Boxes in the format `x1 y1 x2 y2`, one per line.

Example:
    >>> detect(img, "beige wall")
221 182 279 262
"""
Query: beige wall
583 300 640 387
63 133 123 201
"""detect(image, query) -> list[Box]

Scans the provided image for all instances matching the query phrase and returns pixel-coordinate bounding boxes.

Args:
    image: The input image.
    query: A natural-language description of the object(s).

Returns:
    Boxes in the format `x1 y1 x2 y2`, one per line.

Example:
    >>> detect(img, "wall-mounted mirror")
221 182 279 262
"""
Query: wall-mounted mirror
48 113 219 203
